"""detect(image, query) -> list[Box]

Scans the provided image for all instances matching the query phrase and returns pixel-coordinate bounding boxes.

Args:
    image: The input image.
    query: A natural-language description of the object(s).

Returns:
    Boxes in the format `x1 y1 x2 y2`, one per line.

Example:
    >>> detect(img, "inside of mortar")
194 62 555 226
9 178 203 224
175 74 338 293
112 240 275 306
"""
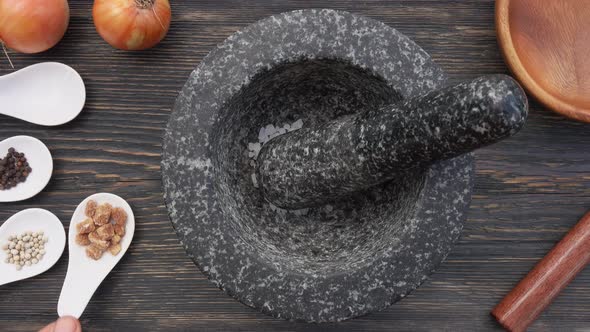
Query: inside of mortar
211 58 428 276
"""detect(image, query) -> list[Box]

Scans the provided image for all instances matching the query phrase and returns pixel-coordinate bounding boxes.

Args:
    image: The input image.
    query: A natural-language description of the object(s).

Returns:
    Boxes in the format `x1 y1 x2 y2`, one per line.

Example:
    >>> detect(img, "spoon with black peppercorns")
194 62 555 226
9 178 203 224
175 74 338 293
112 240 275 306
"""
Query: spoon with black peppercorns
0 147 32 191
0 136 53 202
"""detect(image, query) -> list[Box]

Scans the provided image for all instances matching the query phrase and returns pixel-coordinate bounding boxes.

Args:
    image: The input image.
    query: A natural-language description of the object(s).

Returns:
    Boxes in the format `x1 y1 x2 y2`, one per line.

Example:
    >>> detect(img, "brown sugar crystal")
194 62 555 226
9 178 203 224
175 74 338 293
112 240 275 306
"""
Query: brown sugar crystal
108 243 122 256
111 234 121 245
76 218 95 234
85 199 97 218
93 203 113 226
95 223 115 240
88 231 110 250
86 244 104 260
113 223 126 237
75 233 91 246
111 207 127 225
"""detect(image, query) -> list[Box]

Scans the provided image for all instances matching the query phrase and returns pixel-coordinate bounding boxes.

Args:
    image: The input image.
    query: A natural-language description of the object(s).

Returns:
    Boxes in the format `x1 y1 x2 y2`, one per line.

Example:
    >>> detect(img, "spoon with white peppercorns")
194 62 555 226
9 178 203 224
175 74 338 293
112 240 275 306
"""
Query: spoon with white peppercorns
0 208 66 286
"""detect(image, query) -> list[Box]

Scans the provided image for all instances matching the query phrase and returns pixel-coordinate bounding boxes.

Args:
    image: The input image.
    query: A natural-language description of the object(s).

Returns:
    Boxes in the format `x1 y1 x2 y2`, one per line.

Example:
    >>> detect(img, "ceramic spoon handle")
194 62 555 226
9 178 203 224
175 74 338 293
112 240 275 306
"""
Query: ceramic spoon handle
491 210 590 332
258 74 528 209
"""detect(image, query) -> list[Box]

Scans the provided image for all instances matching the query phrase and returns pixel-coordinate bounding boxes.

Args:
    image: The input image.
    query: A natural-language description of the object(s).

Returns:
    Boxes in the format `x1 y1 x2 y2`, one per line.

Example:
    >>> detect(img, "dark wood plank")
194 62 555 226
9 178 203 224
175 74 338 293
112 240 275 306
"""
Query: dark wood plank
1 0 590 331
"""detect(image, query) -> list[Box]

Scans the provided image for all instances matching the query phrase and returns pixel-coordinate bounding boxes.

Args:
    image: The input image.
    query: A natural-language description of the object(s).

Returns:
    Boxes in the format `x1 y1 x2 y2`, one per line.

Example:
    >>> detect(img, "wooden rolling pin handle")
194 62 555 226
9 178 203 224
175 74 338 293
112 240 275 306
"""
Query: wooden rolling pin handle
491 210 590 332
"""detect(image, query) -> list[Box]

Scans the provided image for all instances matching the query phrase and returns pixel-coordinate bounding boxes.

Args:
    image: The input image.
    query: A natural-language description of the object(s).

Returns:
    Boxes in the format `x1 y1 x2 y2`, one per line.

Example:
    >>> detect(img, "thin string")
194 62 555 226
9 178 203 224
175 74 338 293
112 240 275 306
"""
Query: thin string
1 42 14 69
152 7 166 30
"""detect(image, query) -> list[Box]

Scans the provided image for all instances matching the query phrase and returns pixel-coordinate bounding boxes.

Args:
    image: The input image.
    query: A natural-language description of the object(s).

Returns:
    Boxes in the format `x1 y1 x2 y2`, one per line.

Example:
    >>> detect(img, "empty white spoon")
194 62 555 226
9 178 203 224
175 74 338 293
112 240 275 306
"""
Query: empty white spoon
0 136 53 202
0 208 66 286
0 62 86 126
58 193 135 318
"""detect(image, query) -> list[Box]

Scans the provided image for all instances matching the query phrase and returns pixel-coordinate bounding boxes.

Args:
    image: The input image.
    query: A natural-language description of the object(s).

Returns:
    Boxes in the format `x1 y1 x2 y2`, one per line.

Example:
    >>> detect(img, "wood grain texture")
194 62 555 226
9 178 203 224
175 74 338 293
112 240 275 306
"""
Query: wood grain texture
1 1 589 331
496 0 590 123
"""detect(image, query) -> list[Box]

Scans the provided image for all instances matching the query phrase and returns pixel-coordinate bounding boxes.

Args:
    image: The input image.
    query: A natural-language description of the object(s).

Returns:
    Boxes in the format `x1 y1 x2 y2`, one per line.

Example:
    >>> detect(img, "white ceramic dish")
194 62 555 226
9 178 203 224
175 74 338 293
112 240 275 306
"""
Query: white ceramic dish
58 193 135 318
0 62 86 126
0 208 66 286
0 136 53 202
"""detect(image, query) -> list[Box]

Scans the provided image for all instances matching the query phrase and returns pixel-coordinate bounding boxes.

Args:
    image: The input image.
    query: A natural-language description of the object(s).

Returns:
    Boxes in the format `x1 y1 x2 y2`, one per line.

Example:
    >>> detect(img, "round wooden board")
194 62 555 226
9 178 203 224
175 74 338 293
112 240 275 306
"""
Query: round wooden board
496 0 590 123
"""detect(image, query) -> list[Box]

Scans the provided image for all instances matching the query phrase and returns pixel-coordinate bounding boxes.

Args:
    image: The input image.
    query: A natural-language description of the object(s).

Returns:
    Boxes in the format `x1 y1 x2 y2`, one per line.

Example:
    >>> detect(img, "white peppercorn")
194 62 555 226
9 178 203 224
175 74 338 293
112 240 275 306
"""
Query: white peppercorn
3 230 48 270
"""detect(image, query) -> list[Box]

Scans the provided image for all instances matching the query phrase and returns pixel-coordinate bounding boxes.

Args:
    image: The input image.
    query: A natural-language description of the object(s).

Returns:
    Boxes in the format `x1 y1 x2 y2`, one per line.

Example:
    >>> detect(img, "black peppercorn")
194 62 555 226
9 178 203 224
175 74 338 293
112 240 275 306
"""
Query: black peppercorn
0 148 32 191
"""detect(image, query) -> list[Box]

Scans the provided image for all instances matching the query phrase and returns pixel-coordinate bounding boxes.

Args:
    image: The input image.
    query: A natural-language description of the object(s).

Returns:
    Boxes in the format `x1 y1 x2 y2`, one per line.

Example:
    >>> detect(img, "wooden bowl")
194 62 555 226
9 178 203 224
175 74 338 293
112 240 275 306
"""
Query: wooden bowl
496 0 590 122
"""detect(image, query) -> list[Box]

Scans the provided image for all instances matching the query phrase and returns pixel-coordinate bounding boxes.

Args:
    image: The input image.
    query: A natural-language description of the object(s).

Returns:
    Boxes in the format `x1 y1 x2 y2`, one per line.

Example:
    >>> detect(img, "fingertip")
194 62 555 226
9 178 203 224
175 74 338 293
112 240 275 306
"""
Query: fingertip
54 316 81 332
38 321 56 332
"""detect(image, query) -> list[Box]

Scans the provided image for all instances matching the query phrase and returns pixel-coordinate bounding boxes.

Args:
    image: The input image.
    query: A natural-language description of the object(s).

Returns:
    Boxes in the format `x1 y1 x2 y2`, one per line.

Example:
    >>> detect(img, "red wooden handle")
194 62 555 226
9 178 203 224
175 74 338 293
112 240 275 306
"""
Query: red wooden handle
491 210 590 332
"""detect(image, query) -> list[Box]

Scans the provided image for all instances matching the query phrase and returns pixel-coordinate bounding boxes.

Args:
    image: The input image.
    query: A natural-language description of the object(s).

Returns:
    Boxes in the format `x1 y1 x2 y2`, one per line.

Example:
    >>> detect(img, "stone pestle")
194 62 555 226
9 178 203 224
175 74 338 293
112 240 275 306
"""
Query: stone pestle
257 74 528 209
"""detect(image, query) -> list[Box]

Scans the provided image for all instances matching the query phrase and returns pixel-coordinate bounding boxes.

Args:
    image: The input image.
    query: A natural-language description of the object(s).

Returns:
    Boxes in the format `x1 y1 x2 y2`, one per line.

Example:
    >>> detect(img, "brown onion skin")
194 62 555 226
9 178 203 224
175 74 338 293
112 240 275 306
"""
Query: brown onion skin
0 0 70 54
93 0 171 51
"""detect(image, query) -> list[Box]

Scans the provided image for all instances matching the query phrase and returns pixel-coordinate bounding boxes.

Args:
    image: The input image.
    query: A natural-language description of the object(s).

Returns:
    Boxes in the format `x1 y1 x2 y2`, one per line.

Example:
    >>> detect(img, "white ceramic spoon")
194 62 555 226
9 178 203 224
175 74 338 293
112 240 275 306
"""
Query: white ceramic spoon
0 62 86 126
0 209 66 286
58 193 135 318
0 136 53 202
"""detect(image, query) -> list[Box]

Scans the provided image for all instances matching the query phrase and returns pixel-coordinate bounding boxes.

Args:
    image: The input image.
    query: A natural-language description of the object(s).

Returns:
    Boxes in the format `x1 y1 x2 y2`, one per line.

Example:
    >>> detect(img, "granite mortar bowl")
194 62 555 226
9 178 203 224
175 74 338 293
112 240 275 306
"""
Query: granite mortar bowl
163 9 478 322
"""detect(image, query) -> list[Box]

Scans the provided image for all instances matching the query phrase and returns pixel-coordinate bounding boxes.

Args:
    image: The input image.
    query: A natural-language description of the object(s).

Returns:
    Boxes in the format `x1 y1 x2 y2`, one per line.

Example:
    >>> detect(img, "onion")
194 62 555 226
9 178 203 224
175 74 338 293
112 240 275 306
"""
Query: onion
0 0 70 54
93 0 171 51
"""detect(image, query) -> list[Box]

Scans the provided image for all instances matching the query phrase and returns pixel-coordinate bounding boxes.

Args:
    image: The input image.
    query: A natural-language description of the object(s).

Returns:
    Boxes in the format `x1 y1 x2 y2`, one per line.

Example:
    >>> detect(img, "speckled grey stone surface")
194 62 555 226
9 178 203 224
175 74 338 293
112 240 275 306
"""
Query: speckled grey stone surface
162 9 482 322
259 75 527 209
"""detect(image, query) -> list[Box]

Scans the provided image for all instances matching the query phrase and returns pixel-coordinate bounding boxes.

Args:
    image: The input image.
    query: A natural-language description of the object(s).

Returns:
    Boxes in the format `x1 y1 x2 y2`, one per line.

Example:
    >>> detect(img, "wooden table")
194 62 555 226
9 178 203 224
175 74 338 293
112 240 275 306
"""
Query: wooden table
1 1 589 331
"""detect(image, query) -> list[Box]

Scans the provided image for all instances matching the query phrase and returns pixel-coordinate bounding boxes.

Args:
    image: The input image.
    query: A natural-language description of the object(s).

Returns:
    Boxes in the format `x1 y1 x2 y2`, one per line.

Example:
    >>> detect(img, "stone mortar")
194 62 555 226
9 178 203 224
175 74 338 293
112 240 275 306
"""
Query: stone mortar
162 9 476 322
